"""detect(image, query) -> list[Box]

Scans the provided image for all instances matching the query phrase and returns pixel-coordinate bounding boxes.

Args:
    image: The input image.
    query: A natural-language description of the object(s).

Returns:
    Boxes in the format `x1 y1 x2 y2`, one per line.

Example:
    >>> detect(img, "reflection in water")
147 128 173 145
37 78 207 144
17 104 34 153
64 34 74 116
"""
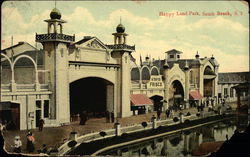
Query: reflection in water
104 119 237 156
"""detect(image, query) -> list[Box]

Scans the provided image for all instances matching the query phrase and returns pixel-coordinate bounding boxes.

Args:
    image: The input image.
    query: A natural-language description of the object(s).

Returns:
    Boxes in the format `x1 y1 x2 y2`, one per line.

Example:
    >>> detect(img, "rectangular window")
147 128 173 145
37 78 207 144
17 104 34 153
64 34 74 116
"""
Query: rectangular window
224 88 228 97
230 88 234 97
44 100 49 118
170 55 174 58
36 100 41 108
177 55 180 58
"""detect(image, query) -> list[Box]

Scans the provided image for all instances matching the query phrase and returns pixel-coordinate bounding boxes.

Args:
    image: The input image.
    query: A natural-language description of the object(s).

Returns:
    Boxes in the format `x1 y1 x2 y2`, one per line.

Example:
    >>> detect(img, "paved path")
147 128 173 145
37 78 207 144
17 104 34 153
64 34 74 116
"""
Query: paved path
2 102 238 154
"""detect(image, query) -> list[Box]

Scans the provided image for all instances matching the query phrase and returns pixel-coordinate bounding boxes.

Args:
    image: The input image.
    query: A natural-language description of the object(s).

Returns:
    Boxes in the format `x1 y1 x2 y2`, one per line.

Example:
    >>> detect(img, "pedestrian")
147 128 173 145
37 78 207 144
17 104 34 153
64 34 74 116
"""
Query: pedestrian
157 110 161 120
111 112 115 123
165 109 170 118
151 115 156 122
79 111 87 125
13 135 22 153
26 131 35 152
38 118 45 131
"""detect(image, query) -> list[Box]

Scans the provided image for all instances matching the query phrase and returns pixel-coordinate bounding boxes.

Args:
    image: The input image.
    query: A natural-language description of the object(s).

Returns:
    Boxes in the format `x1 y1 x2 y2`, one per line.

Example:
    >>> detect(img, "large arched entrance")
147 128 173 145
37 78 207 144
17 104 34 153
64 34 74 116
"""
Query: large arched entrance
203 66 216 97
169 80 184 110
70 77 114 120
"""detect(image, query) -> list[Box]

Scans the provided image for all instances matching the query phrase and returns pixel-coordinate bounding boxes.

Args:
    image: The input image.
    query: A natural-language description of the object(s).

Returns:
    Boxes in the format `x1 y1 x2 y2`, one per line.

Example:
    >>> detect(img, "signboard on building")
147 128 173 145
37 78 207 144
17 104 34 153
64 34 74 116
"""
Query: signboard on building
147 76 164 89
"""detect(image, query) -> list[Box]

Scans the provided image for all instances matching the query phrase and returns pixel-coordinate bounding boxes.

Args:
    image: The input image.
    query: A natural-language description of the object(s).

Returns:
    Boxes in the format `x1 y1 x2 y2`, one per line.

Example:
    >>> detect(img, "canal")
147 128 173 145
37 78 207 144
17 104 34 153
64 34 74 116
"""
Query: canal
101 119 236 156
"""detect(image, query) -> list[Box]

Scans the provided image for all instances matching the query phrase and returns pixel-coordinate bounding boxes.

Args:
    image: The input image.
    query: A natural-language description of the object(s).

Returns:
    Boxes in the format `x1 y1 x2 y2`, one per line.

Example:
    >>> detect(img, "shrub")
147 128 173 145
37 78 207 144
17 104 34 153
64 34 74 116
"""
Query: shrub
67 140 77 148
173 117 179 122
186 112 191 116
99 131 107 138
141 122 148 128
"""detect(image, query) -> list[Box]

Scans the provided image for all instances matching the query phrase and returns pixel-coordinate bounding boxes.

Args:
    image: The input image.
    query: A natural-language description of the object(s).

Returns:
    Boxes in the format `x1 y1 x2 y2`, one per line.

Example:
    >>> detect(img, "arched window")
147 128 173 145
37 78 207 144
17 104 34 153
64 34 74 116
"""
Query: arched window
58 23 63 34
1 54 12 84
131 67 140 80
13 55 37 84
151 66 159 75
141 66 150 81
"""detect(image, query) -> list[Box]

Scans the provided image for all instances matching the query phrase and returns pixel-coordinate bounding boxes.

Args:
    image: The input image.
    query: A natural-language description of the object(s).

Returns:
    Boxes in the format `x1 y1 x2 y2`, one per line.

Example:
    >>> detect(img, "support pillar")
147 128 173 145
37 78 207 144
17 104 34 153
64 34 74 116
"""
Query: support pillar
184 61 190 108
163 61 169 110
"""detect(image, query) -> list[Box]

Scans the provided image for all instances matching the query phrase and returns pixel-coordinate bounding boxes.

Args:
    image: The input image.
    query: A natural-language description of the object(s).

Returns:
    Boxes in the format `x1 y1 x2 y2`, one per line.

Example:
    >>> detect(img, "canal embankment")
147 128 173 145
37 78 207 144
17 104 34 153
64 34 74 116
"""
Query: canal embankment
62 112 236 156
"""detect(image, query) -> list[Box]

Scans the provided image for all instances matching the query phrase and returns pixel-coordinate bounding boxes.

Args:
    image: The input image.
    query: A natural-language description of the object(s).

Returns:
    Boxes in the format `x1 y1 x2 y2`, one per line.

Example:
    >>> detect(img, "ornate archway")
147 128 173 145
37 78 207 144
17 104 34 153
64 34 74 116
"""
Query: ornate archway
169 80 184 109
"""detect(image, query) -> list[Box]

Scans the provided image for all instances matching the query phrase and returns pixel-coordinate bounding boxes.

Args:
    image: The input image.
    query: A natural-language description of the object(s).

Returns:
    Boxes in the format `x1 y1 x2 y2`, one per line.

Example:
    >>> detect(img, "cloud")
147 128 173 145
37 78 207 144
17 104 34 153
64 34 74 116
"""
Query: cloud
1 6 248 72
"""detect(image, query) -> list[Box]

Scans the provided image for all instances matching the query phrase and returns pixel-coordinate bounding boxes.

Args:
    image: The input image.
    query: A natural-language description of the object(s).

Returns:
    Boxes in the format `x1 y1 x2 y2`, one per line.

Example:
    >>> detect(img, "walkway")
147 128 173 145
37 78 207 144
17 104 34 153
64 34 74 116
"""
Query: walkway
2 102 237 154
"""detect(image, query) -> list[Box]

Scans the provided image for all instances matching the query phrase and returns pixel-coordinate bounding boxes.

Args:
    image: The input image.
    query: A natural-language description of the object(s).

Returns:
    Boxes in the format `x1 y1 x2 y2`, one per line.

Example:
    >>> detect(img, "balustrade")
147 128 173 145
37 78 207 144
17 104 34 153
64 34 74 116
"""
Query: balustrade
36 33 75 42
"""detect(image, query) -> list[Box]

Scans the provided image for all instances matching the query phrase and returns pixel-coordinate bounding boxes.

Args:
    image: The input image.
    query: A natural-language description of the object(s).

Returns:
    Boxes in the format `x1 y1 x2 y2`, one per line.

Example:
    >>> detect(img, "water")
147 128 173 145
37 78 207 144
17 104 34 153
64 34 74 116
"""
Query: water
103 119 236 156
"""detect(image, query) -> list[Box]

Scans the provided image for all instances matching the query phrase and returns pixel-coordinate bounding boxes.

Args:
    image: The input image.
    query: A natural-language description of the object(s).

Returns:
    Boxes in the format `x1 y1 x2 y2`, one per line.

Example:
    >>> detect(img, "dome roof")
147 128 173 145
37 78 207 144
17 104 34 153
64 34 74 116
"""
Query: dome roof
50 8 61 19
116 23 125 33
195 51 199 58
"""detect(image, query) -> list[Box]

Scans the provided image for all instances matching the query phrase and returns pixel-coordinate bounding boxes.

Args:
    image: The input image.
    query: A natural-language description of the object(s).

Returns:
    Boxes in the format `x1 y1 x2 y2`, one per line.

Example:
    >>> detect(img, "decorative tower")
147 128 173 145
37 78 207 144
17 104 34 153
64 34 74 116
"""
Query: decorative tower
107 22 135 117
184 60 190 108
36 8 75 124
163 60 170 110
195 51 200 59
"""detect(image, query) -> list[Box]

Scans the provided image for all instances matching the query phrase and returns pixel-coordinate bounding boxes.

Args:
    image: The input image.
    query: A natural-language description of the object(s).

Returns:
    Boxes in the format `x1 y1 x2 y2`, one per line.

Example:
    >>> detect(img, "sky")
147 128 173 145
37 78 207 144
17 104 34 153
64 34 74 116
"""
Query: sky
1 0 249 72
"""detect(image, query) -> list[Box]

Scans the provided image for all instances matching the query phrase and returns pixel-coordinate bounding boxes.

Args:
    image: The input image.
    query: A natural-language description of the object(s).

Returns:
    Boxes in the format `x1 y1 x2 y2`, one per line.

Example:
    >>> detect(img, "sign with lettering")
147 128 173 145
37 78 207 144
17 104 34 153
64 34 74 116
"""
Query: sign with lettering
147 76 164 89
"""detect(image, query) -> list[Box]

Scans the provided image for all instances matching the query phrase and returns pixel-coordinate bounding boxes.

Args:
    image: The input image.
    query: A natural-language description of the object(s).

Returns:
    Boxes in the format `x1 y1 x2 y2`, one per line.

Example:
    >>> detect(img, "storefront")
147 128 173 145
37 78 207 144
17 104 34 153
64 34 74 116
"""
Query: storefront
131 94 153 115
189 90 203 108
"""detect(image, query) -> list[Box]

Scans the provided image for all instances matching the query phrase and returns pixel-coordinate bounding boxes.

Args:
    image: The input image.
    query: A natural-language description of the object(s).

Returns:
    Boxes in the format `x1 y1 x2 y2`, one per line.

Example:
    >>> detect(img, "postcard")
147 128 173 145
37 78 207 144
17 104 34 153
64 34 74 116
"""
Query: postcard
1 0 249 156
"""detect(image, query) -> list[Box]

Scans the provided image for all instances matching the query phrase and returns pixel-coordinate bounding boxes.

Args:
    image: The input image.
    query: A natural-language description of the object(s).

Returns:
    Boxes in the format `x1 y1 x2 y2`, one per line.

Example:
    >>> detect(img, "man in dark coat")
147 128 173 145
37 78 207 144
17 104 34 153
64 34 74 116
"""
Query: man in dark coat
38 119 45 131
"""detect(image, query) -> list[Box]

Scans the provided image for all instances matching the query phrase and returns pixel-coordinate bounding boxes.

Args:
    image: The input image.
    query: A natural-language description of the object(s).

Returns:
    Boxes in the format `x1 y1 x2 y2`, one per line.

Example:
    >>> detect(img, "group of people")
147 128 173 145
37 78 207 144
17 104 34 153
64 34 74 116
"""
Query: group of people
12 131 48 154
11 118 45 154
12 131 35 153
154 107 174 121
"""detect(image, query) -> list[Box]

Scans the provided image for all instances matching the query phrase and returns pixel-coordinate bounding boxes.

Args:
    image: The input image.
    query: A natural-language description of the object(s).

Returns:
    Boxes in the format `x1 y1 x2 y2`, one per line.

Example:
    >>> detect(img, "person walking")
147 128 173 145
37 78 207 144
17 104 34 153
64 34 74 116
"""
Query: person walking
151 115 156 122
26 132 35 152
13 135 22 153
79 111 87 125
157 109 161 120
165 109 170 119
38 118 45 131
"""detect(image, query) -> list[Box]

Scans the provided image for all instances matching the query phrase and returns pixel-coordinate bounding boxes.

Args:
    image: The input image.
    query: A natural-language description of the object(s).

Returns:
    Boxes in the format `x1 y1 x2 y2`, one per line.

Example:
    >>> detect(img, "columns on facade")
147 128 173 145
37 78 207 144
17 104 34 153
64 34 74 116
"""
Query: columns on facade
11 70 16 92
213 66 219 105
184 61 190 108
163 61 169 110
106 84 114 112
121 52 132 117
35 70 40 91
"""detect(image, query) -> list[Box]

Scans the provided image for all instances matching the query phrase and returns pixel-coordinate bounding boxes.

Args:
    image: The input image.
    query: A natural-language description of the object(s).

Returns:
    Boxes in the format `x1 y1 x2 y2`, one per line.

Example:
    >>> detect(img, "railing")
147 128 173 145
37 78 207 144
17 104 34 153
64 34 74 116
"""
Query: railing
57 110 235 156
36 33 75 42
106 44 135 51
131 83 140 89
16 84 35 89
40 84 49 90
1 83 50 92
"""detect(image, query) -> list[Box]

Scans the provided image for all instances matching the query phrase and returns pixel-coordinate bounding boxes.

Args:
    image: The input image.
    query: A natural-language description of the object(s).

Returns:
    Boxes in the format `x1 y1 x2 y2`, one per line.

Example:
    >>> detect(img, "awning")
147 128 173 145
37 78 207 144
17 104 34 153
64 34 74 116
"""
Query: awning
131 94 153 106
189 90 203 100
